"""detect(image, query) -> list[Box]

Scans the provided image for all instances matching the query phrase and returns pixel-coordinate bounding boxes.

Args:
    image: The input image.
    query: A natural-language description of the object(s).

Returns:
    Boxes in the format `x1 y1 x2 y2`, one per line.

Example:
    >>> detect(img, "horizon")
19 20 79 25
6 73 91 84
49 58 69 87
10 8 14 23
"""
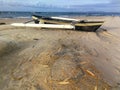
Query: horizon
0 10 120 14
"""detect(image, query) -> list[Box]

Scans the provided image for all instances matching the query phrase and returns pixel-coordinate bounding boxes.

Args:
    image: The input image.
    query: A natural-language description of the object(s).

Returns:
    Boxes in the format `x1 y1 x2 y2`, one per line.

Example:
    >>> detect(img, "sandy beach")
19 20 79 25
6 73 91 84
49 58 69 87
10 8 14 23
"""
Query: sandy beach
0 16 120 90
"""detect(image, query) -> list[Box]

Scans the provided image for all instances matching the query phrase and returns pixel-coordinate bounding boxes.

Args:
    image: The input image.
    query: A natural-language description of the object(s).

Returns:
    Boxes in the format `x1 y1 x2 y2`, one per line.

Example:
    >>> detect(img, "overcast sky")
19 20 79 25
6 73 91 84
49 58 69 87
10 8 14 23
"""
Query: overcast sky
0 0 120 12
0 0 110 6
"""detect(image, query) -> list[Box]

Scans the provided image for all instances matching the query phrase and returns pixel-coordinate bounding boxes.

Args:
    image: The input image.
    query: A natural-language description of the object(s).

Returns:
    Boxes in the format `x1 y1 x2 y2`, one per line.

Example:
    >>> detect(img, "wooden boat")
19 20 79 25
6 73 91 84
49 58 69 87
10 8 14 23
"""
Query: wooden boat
32 15 104 32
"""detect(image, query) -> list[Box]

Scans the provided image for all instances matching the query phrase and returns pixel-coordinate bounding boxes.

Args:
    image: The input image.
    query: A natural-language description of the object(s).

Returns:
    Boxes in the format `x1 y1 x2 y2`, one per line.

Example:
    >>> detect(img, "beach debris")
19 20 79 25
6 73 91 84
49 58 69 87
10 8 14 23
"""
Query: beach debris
86 70 95 77
42 65 49 68
80 61 87 65
104 88 107 90
0 22 6 25
33 38 39 41
58 81 70 85
94 86 98 90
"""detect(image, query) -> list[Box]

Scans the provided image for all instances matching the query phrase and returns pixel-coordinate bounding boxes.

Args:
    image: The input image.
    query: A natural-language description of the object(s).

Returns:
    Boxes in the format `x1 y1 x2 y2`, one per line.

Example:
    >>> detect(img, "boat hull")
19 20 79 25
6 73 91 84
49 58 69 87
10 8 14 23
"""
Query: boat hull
75 25 101 32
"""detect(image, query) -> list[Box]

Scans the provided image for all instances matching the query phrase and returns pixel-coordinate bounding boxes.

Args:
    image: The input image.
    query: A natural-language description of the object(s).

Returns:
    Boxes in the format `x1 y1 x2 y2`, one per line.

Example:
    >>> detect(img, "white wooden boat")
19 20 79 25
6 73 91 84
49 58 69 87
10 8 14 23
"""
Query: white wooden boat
32 15 104 32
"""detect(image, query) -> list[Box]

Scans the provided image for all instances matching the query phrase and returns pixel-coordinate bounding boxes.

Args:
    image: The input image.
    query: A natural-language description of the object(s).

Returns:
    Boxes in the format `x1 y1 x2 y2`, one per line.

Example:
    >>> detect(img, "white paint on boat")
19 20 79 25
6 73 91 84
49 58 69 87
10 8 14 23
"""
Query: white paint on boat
11 23 74 29
51 17 80 21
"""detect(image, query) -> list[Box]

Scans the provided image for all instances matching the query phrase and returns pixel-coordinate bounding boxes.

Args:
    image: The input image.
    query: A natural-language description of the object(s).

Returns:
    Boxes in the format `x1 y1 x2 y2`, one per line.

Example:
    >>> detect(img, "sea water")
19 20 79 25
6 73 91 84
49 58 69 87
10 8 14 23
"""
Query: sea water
0 11 120 18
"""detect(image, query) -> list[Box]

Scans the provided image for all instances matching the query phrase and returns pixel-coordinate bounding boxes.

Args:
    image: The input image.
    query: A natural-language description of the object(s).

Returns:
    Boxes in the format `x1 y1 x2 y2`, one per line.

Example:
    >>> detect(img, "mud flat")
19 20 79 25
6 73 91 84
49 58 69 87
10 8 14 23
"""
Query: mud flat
0 16 120 90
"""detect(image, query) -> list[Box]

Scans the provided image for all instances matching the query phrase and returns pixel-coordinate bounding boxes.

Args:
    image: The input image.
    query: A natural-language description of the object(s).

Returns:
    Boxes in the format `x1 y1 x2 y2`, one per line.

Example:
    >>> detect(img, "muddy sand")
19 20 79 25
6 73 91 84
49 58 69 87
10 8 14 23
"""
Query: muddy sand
0 16 120 90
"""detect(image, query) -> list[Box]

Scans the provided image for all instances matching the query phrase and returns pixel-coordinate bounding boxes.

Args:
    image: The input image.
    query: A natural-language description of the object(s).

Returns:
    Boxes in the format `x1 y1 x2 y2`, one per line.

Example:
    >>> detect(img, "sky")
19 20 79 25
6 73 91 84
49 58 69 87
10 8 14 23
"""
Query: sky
0 0 120 12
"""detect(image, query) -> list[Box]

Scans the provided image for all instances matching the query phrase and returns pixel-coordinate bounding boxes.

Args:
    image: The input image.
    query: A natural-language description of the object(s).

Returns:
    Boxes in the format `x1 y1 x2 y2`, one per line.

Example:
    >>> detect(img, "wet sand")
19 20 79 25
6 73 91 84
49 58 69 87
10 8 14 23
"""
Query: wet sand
0 16 120 90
